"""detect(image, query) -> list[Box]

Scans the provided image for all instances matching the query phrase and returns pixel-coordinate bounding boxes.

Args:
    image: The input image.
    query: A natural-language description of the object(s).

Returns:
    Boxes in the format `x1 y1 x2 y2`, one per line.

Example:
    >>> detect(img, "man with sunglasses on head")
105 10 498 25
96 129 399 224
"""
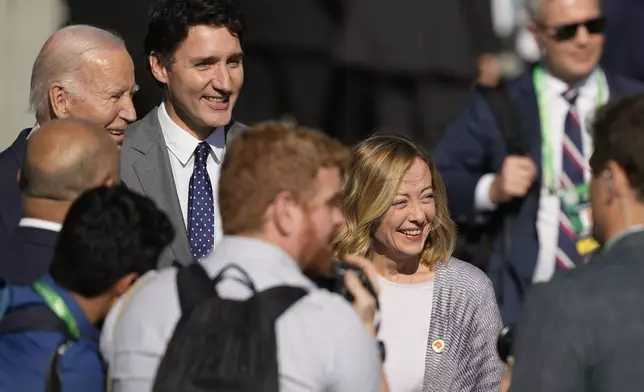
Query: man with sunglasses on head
434 0 643 325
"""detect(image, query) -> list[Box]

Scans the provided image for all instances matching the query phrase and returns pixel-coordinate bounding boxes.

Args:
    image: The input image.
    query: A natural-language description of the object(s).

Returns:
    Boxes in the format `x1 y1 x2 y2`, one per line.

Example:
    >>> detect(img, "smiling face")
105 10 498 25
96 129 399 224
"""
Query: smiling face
150 25 244 139
63 47 137 149
372 157 436 261
531 0 604 82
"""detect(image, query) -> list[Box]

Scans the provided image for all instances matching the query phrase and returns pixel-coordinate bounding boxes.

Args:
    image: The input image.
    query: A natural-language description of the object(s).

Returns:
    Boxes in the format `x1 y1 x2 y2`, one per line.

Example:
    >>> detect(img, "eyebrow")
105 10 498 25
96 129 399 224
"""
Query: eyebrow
395 186 433 197
191 51 245 64
327 193 343 206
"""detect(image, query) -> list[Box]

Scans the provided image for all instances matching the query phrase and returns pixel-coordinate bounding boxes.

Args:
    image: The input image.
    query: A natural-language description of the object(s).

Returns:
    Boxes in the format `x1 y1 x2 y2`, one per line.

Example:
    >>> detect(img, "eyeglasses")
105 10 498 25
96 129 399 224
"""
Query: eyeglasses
541 16 607 42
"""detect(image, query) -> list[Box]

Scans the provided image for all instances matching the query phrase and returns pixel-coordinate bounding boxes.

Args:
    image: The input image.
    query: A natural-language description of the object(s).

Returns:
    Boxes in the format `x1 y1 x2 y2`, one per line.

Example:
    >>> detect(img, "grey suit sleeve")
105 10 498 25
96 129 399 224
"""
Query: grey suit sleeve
471 278 506 392
509 283 588 392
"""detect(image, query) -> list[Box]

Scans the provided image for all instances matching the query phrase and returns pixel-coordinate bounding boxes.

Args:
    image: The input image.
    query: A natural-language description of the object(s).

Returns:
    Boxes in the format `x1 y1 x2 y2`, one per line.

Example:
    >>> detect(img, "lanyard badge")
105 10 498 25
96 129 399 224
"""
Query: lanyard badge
533 66 603 256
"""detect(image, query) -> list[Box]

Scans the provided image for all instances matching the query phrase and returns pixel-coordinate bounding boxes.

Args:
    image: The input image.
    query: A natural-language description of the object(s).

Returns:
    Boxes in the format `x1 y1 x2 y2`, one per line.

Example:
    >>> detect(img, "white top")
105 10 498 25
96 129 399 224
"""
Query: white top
377 277 434 392
101 236 381 392
157 103 226 246
19 217 62 232
474 67 609 283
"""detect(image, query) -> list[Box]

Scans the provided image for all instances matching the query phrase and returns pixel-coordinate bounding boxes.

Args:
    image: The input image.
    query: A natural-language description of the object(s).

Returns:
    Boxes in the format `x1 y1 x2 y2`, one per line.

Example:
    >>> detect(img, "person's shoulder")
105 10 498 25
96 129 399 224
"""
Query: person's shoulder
59 339 106 391
605 70 644 95
441 257 492 288
108 268 180 346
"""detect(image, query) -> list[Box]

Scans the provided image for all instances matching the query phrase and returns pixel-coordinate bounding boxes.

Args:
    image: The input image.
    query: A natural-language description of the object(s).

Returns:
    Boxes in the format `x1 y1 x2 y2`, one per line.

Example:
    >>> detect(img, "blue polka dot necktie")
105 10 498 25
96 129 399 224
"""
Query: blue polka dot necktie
188 142 215 260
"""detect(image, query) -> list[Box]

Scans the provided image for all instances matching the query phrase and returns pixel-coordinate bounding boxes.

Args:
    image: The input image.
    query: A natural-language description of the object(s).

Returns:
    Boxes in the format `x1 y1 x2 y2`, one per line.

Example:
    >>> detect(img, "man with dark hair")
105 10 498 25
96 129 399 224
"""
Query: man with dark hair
508 94 644 391
0 118 120 285
120 0 246 268
0 185 174 392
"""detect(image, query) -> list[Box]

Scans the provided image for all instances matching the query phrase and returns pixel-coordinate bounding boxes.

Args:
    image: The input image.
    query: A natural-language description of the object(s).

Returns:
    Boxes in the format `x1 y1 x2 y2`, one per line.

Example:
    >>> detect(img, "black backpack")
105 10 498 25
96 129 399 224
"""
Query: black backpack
152 263 307 392
451 81 529 303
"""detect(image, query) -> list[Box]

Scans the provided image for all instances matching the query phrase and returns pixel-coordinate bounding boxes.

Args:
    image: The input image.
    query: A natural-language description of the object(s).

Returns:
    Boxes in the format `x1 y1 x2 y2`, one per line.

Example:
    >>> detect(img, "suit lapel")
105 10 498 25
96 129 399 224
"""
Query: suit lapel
129 111 193 265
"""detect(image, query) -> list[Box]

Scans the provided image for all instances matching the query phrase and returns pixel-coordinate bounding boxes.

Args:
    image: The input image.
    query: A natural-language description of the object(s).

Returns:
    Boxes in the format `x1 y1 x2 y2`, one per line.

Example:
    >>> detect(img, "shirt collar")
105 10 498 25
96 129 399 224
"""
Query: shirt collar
27 122 40 139
602 225 644 254
541 66 607 102
157 102 226 165
39 274 98 342
202 236 316 290
19 218 62 232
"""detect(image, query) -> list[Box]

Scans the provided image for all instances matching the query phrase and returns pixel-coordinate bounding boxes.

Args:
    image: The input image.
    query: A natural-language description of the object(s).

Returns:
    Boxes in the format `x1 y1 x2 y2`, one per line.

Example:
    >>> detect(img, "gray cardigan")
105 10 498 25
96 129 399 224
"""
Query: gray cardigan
421 258 506 391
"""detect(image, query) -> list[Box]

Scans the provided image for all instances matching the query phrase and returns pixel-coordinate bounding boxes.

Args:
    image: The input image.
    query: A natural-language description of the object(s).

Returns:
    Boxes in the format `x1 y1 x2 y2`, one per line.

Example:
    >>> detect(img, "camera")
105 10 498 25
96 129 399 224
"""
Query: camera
308 260 378 307
497 325 514 363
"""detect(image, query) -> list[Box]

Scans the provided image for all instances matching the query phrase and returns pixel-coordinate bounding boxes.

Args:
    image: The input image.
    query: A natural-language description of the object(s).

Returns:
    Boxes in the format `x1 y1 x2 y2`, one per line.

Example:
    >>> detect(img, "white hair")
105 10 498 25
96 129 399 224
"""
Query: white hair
29 25 126 120
525 0 603 21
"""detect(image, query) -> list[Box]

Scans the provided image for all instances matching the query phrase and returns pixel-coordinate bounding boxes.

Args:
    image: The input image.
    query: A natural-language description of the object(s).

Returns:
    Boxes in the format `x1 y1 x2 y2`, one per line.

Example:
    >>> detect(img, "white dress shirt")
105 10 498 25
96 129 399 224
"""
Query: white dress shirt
474 67 608 283
157 103 225 246
19 217 62 232
101 236 381 392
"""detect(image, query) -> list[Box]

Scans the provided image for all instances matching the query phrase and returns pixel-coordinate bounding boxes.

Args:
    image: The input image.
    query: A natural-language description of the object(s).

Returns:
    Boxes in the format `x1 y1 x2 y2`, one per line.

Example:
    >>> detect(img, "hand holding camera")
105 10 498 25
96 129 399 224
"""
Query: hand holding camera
340 255 380 338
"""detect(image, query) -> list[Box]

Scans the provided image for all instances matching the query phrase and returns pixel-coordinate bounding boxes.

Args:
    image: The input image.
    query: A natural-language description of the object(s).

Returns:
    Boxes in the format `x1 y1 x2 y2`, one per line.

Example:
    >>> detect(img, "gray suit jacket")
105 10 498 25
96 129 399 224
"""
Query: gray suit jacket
120 107 245 268
510 229 644 392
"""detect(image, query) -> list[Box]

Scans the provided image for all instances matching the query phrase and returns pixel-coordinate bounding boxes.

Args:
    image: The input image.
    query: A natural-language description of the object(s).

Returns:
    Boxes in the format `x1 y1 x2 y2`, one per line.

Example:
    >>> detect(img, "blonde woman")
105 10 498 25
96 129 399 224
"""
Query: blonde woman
334 134 505 392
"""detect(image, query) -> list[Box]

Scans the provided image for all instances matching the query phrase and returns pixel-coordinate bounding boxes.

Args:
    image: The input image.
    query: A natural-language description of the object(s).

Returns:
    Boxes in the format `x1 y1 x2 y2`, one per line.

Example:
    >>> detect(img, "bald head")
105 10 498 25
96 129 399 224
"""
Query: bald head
29 25 137 138
22 118 120 201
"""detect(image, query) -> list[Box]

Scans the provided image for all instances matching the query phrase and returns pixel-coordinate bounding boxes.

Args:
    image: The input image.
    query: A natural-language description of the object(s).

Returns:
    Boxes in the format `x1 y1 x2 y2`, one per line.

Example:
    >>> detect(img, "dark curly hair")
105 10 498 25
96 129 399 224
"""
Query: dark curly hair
144 0 245 70
50 185 175 298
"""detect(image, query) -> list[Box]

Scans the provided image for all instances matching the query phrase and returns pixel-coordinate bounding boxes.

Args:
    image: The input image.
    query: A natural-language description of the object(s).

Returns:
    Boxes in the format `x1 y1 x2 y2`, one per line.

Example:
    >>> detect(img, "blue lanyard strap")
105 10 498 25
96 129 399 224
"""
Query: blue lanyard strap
532 65 606 193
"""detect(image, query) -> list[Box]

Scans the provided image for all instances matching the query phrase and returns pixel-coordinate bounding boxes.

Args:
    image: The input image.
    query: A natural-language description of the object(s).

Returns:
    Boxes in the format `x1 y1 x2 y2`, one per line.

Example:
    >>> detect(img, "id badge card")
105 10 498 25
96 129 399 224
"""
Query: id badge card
560 184 600 256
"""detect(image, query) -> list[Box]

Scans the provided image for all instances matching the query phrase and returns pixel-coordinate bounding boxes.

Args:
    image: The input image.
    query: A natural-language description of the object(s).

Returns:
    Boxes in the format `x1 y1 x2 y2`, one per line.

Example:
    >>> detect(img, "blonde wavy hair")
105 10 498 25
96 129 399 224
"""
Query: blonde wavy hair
332 134 456 269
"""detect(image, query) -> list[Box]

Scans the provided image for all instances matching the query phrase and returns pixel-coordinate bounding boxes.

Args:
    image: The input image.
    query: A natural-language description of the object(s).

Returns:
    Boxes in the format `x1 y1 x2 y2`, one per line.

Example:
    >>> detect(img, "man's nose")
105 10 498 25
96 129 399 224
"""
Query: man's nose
211 64 232 93
119 95 137 123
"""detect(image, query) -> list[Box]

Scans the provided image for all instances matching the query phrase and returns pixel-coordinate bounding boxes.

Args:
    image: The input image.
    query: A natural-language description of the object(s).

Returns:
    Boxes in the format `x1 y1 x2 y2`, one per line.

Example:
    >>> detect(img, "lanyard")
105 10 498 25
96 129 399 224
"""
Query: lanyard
32 280 81 340
532 66 606 193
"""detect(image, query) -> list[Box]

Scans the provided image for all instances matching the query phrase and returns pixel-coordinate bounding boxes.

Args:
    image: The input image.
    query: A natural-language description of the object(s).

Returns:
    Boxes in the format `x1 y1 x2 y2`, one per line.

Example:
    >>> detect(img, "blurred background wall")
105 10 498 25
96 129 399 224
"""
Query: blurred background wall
0 0 67 150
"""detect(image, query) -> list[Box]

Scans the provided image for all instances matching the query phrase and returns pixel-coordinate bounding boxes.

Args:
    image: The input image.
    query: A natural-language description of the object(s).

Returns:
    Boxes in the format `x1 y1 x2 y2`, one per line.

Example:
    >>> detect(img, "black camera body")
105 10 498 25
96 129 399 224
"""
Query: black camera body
497 325 514 363
308 261 379 307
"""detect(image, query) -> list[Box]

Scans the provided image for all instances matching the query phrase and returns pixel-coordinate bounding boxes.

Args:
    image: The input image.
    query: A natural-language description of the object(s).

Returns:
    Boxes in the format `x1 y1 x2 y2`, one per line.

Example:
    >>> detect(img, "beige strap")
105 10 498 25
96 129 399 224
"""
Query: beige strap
106 272 156 392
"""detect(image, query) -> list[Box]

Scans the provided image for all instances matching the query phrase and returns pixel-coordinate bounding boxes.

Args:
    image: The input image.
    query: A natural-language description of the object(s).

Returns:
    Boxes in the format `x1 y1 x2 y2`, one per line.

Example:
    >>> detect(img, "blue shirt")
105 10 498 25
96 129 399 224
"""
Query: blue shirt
0 275 105 392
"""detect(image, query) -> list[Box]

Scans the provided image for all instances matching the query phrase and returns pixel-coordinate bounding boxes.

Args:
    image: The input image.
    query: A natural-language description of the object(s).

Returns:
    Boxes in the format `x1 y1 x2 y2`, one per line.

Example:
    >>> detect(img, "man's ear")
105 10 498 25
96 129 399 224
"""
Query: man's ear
272 190 299 236
110 272 139 298
49 83 72 119
606 160 630 198
149 53 169 85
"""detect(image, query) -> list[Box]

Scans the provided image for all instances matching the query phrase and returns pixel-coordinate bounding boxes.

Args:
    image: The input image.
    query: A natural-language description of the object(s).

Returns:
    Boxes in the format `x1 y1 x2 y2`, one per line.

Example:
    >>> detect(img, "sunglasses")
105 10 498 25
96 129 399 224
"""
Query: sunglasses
542 16 607 42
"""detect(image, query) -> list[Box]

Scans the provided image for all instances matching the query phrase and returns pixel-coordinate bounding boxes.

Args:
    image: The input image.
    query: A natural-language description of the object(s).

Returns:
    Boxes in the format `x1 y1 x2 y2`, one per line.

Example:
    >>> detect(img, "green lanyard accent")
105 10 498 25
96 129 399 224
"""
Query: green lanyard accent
532 65 606 193
32 280 81 340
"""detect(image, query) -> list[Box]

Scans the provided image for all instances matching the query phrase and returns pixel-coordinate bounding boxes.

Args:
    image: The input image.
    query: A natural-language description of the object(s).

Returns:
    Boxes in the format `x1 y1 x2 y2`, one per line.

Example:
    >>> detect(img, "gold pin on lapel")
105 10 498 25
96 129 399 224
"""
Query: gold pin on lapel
432 339 445 354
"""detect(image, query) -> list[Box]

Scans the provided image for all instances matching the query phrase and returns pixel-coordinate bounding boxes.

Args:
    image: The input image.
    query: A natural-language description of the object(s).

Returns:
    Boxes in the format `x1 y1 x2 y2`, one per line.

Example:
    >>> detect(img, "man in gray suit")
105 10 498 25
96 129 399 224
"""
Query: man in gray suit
120 0 246 268
508 94 644 391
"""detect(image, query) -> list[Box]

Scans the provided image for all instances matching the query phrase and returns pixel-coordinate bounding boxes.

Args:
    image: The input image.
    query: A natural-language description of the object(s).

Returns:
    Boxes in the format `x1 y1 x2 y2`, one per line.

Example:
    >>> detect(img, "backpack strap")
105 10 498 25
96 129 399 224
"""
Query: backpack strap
478 82 528 156
0 305 68 334
45 337 74 392
176 263 218 315
256 286 307 321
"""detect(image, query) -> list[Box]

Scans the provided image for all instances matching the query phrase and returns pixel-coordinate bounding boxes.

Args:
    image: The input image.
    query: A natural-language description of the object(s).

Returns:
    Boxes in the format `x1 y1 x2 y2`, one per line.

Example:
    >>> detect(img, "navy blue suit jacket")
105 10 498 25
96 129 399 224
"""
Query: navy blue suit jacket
0 128 30 245
0 226 59 285
434 67 644 324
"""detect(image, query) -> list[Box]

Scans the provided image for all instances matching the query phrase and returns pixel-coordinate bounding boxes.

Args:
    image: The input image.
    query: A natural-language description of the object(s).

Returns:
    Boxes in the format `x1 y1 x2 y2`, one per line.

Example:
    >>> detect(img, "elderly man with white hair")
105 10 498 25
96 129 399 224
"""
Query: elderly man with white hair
0 24 137 247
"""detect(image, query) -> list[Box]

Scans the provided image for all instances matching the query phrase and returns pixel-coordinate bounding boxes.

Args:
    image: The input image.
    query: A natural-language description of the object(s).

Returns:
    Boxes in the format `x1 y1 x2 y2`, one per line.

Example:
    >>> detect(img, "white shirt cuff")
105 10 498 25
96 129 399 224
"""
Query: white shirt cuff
475 174 499 212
